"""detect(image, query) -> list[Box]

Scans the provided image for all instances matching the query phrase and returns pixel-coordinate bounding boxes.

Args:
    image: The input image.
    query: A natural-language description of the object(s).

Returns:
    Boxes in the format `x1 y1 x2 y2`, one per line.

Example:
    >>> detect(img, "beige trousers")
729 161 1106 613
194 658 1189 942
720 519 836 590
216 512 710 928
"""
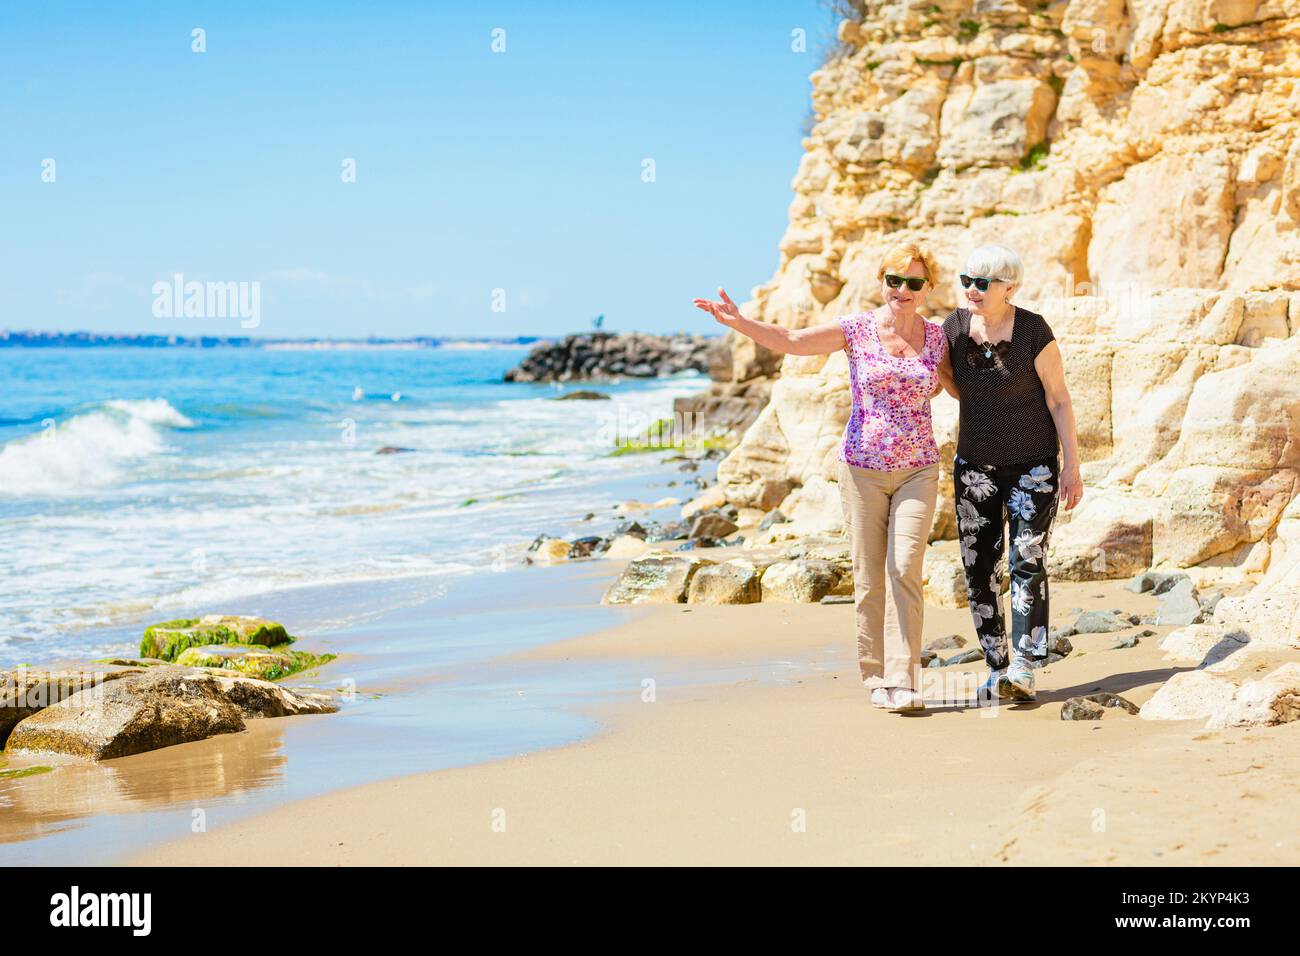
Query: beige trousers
837 458 939 690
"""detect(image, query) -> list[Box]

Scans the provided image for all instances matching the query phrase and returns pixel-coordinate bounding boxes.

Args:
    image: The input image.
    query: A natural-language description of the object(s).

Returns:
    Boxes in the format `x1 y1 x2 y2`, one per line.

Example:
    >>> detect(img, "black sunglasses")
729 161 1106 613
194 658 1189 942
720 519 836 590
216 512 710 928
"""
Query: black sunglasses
958 274 1008 292
884 273 928 292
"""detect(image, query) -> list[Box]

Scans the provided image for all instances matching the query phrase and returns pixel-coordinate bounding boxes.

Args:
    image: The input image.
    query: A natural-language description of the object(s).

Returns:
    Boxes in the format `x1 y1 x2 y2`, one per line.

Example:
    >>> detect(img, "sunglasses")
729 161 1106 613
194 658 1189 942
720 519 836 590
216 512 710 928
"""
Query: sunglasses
884 273 928 292
959 274 1009 292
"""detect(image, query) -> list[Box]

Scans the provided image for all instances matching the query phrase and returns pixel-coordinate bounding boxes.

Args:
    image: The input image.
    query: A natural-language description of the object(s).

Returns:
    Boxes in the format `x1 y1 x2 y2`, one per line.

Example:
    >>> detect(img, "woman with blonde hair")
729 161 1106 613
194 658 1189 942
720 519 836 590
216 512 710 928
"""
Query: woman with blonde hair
693 241 956 712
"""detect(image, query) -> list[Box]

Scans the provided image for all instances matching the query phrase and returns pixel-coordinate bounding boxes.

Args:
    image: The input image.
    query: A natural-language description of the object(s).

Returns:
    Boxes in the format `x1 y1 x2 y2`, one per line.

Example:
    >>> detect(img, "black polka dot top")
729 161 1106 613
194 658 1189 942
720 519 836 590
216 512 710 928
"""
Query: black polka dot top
941 305 1060 466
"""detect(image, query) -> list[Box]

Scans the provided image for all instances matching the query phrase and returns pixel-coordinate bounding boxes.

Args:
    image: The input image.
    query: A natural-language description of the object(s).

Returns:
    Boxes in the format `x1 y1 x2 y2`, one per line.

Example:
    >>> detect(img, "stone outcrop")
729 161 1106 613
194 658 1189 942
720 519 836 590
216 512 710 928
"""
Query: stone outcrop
503 332 717 382
1140 662 1300 728
601 537 854 605
672 1 1300 657
5 666 338 761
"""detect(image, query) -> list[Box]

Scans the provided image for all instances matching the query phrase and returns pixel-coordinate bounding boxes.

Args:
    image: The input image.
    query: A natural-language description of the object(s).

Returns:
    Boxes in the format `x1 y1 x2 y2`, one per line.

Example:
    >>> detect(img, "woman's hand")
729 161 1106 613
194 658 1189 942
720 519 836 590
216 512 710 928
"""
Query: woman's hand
1059 460 1084 511
692 288 744 329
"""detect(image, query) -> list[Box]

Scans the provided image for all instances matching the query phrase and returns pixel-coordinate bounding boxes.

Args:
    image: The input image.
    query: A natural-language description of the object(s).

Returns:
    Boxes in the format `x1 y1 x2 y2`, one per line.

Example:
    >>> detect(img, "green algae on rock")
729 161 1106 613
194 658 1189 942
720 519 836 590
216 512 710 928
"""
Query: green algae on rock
139 615 293 661
175 643 336 682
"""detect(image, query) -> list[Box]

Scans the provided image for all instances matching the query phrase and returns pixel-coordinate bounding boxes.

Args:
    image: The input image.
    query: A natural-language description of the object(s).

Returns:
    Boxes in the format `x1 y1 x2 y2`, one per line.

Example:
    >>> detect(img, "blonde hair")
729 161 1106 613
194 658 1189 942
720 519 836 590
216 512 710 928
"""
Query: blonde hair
877 241 938 286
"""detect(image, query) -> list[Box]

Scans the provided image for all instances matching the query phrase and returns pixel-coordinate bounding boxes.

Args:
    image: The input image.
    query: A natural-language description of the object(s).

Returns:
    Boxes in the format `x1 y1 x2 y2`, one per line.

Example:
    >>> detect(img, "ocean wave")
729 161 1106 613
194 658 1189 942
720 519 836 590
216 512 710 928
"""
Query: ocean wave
0 398 194 496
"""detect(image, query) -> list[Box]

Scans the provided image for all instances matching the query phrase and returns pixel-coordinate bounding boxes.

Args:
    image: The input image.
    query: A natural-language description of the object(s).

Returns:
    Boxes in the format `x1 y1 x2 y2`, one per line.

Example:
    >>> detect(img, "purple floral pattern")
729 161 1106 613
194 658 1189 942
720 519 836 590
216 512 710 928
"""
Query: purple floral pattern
838 310 945 471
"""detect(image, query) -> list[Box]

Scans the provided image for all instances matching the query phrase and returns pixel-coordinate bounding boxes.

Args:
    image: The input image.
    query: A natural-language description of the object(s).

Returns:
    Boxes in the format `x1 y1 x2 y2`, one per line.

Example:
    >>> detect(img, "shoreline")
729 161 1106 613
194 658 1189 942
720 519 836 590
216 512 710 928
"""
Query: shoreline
125 575 1300 866
0 449 712 865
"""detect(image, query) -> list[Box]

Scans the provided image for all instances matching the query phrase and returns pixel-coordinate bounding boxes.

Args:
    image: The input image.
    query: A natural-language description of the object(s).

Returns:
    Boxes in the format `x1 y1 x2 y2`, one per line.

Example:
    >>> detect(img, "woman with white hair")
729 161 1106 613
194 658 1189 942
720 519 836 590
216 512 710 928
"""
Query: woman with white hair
942 244 1084 703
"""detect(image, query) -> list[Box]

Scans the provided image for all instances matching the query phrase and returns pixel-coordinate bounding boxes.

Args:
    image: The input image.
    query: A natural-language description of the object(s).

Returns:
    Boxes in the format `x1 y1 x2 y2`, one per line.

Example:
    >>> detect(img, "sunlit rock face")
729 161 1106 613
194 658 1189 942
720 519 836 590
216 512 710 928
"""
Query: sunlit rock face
703 0 1300 646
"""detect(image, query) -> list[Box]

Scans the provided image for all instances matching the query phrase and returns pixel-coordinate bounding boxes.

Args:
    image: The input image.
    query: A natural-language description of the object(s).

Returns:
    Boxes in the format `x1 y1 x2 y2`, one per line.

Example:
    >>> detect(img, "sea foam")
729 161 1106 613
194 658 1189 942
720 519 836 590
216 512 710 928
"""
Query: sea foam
0 398 194 496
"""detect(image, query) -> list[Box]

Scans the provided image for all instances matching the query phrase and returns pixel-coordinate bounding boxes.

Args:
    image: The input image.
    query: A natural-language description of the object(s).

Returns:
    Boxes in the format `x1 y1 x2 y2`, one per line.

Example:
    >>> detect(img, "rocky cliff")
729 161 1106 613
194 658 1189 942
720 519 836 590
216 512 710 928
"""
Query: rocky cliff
699 0 1300 648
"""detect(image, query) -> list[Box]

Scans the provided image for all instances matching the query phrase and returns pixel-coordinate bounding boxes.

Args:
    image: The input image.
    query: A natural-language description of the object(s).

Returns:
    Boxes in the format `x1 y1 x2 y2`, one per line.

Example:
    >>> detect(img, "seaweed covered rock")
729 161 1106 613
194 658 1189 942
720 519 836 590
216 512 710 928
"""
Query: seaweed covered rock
140 615 292 661
175 644 335 682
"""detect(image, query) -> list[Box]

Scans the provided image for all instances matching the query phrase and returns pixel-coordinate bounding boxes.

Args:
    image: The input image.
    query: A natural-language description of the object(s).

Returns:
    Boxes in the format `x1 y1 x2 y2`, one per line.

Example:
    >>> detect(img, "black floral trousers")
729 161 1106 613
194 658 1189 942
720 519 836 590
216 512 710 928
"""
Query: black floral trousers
952 453 1060 670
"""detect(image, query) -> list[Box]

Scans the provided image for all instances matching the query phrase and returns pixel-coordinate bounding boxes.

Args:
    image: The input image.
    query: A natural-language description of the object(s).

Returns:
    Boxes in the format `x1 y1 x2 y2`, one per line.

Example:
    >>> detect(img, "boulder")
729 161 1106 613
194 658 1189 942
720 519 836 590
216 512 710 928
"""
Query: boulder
1154 576 1203 626
175 644 335 682
1158 625 1252 671
690 512 740 540
760 559 838 603
1072 609 1132 634
601 552 714 604
6 667 247 760
1140 671 1239 722
1 667 136 746
686 560 762 604
140 615 291 662
1205 664 1300 729
209 673 339 719
923 547 969 609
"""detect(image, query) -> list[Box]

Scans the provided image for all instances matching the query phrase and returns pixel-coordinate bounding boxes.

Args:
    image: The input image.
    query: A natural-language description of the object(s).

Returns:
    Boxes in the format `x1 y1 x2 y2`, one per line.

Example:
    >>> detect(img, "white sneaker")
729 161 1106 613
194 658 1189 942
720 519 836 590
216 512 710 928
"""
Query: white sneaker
870 686 892 708
887 687 925 712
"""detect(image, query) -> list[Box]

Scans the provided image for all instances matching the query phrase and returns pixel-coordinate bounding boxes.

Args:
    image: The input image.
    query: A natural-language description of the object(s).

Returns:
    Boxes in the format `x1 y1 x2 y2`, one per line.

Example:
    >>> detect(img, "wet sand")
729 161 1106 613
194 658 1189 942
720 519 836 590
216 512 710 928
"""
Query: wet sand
127 577 1300 866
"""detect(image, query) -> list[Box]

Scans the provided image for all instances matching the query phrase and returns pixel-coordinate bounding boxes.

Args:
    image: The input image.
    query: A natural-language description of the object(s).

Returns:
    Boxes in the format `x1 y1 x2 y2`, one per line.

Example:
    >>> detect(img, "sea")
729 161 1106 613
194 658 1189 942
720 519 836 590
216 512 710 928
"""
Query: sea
0 344 712 667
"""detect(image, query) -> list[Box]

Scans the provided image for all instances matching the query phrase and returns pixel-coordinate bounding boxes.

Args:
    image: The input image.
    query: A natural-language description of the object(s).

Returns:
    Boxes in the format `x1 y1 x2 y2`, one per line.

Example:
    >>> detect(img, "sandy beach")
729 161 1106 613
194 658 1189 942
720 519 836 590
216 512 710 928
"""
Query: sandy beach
127 572 1300 867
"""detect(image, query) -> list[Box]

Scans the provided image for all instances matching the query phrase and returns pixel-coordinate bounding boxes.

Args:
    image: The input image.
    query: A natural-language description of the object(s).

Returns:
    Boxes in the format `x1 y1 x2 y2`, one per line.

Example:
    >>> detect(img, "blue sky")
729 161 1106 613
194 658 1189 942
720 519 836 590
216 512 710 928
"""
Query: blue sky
1 0 835 338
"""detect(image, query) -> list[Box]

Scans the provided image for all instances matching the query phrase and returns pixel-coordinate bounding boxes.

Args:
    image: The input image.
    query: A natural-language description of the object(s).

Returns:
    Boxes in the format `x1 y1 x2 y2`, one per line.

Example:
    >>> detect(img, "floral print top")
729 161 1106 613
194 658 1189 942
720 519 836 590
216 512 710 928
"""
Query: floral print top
838 309 946 471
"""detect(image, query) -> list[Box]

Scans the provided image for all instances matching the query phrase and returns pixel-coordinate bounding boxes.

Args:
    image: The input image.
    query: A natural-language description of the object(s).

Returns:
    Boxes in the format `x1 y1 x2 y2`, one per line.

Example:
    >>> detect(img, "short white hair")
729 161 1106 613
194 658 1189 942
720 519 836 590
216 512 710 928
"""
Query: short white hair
964 244 1024 286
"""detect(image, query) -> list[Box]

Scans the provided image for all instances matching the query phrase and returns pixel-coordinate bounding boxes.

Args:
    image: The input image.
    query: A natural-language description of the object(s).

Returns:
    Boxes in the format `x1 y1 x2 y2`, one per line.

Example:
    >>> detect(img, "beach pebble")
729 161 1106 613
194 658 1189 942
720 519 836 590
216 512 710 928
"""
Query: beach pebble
942 649 985 666
758 508 788 531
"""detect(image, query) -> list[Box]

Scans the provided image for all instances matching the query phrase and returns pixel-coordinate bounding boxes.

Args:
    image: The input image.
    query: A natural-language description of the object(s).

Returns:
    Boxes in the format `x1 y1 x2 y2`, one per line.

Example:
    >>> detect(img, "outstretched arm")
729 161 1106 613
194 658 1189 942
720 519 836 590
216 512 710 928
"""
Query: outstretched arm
692 287 845 356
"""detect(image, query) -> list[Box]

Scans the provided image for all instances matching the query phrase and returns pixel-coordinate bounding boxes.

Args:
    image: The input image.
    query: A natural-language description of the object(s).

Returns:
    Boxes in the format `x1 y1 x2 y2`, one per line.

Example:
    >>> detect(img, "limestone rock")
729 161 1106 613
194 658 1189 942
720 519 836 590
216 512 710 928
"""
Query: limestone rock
601 552 715 604
6 667 247 760
683 0 1300 631
1139 670 1238 721
1205 664 1300 729
687 559 762 604
1 667 136 746
923 547 969 609
760 559 838 603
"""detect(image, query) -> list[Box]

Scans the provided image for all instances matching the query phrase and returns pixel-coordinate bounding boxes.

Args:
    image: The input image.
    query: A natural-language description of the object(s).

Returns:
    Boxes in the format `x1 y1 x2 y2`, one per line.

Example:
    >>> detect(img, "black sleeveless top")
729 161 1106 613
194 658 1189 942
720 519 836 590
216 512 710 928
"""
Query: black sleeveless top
942 305 1059 466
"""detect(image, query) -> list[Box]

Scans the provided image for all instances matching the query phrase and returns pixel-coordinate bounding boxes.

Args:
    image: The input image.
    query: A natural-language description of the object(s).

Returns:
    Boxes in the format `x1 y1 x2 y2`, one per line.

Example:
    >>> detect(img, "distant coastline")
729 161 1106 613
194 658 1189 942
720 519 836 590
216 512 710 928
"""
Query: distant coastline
0 330 552 349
